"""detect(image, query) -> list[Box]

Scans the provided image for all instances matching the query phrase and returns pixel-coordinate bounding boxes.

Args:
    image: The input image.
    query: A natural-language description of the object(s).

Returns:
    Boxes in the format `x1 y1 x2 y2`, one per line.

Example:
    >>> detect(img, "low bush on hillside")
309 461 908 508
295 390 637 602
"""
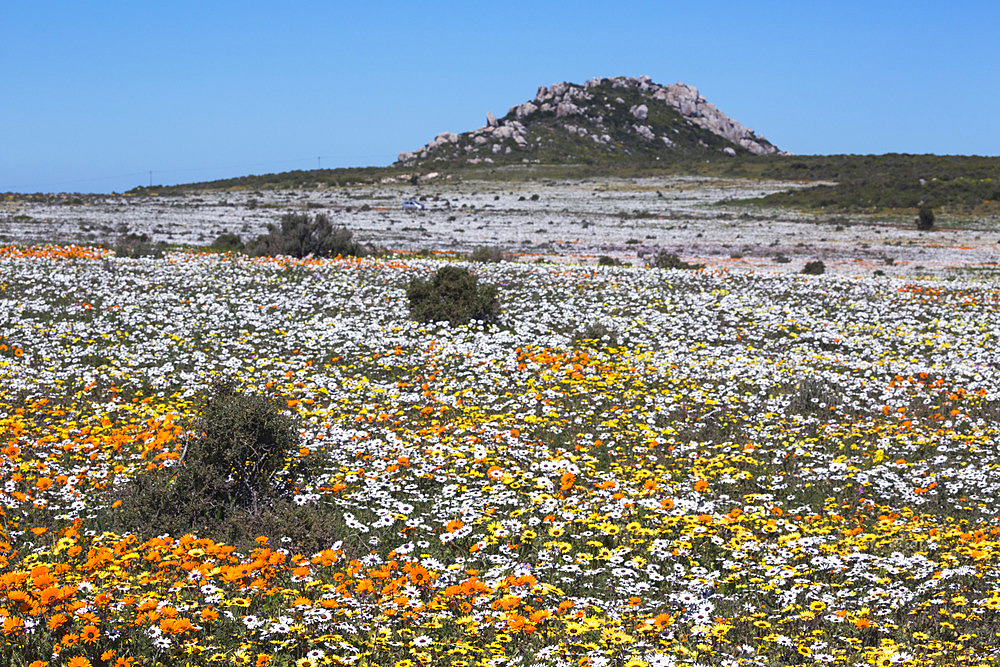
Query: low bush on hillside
917 205 935 230
407 265 500 326
252 212 362 258
597 255 624 266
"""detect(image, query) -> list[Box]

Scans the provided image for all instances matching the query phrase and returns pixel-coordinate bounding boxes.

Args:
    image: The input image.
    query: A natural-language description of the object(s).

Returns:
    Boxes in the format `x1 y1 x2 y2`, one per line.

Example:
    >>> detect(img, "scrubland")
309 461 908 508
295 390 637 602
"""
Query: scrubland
2 239 1000 666
4 178 999 277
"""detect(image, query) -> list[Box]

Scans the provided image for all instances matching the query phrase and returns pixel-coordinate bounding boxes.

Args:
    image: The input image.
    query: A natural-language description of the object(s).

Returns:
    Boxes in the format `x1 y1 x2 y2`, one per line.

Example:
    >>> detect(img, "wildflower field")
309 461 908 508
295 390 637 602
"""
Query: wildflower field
2 244 1000 667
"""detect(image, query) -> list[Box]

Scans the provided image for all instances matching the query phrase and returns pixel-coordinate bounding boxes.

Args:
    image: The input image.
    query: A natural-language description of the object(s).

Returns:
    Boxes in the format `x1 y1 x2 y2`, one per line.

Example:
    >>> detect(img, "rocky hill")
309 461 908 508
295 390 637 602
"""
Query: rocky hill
397 75 783 167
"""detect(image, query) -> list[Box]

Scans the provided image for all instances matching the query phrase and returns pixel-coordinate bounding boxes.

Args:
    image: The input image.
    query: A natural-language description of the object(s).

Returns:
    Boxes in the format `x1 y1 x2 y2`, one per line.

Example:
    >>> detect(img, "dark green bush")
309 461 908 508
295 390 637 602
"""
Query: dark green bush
252 212 362 258
114 233 165 258
407 265 500 326
468 246 508 263
917 205 935 230
802 260 826 275
183 383 307 510
210 232 245 252
647 251 704 270
105 383 332 550
597 255 623 266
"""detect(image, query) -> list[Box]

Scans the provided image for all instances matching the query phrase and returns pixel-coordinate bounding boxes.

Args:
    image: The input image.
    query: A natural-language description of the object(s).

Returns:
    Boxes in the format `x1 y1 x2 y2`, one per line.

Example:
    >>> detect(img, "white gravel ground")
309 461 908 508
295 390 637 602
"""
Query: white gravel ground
3 177 999 277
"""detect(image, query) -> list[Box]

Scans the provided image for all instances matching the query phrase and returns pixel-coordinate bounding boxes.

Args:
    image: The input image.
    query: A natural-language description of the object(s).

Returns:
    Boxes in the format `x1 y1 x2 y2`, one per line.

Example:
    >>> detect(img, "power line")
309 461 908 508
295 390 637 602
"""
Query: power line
2 170 150 192
3 153 398 193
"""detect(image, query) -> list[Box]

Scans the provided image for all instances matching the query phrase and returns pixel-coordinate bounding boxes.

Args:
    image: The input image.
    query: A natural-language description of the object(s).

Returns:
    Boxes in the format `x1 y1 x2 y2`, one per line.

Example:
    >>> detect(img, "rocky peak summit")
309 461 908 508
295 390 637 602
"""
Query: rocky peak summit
397 75 782 167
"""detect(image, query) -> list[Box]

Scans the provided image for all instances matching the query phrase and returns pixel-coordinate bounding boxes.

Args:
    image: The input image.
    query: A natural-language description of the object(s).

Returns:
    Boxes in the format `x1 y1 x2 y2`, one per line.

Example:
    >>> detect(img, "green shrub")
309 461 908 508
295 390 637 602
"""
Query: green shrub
917 205 935 230
210 232 245 252
105 383 331 550
802 260 826 275
597 255 623 266
114 233 165 258
647 251 704 270
407 265 500 326
468 246 509 263
252 212 362 258
184 383 308 509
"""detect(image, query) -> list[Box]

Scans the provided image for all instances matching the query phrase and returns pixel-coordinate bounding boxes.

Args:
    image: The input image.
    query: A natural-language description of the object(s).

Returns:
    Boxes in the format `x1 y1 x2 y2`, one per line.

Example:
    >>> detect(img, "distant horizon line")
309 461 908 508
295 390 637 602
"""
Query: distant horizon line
5 149 1000 195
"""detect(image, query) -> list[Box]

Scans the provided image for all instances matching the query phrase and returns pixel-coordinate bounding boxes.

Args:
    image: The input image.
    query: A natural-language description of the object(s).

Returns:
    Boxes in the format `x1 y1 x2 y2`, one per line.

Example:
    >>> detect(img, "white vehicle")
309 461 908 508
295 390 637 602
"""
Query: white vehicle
402 200 425 211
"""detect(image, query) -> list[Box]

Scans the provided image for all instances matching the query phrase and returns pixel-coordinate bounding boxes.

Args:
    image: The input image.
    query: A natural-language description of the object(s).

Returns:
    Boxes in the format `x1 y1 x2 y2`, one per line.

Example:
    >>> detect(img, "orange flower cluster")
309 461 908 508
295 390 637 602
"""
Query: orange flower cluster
0 244 112 260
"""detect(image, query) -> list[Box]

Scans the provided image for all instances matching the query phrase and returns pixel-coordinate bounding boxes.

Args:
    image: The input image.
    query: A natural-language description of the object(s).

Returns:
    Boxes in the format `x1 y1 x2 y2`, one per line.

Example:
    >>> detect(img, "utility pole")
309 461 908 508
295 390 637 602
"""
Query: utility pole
149 170 153 187
317 157 321 170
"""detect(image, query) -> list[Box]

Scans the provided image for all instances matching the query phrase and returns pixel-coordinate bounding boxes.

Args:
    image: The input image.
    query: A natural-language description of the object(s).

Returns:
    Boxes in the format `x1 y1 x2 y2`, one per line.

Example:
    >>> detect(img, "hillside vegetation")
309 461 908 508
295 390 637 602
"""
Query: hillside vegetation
395 76 779 168
130 153 1000 218
118 75 999 218
721 153 1000 215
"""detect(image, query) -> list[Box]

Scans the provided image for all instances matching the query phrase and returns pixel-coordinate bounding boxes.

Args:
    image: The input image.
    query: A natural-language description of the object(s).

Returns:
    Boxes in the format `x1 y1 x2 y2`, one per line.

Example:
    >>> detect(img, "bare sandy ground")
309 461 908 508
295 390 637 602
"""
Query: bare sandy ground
3 177 998 277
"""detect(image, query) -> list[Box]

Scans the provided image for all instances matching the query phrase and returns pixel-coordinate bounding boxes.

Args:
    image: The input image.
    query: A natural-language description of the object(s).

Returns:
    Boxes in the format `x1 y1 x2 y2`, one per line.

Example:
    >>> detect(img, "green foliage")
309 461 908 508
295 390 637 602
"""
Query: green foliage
467 246 509 263
597 255 623 266
106 383 334 551
802 260 826 275
252 212 362 258
458 153 1000 217
389 78 752 172
407 265 501 327
121 116 1000 218
184 383 307 510
114 233 165 259
917 205 935 230
210 232 245 252
128 165 400 194
647 251 704 270
730 154 1000 214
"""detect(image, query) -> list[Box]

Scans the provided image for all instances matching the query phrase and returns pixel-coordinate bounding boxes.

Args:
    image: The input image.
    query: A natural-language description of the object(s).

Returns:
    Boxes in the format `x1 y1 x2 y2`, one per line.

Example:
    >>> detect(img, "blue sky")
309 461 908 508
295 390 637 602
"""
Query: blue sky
3 1 998 193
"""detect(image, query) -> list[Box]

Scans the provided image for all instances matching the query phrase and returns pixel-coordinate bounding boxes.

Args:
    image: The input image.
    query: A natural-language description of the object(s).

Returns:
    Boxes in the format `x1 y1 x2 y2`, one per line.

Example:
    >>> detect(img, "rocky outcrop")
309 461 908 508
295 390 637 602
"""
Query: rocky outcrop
555 101 581 118
510 102 537 120
396 75 782 166
586 77 778 155
633 124 655 141
659 82 775 155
